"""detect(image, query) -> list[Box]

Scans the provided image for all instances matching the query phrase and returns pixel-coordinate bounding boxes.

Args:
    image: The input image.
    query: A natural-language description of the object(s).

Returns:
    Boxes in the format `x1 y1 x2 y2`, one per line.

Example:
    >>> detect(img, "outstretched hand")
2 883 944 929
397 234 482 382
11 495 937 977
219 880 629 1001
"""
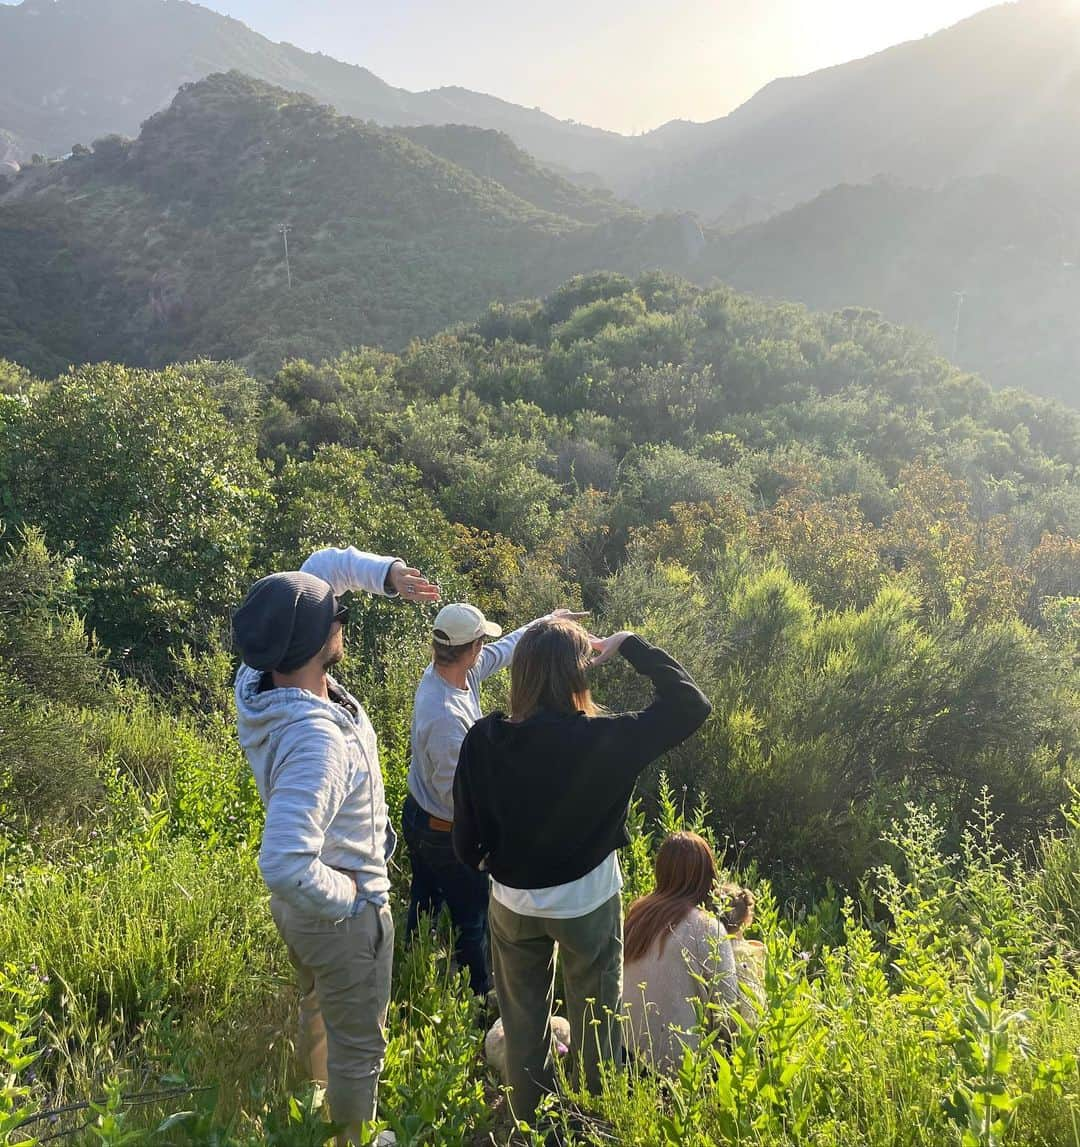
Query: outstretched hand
551 607 589 623
390 564 441 603
588 630 633 667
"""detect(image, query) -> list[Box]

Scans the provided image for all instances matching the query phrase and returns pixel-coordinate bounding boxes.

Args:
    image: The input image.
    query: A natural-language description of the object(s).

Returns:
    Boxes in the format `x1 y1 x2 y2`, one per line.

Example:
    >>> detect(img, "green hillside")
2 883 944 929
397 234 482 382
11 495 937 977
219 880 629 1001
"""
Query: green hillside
5 77 1079 406
3 269 1080 1141
700 176 1080 405
5 265 1080 881
397 124 633 224
8 0 1079 229
0 72 693 377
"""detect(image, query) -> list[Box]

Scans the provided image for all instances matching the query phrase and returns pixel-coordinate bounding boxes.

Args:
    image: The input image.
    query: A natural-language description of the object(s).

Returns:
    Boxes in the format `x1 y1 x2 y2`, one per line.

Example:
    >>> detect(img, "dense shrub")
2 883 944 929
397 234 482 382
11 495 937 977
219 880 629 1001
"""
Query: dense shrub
0 364 269 672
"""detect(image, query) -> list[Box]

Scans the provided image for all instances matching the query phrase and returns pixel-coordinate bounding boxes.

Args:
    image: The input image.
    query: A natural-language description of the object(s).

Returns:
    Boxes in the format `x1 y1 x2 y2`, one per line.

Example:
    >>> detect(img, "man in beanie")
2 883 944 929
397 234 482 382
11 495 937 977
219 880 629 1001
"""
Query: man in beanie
233 545 439 1147
404 603 584 997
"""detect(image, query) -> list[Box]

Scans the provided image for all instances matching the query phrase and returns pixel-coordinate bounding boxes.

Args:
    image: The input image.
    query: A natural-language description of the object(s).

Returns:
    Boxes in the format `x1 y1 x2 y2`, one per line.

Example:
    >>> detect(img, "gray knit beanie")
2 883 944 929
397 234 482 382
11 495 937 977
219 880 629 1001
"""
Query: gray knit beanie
232 571 336 672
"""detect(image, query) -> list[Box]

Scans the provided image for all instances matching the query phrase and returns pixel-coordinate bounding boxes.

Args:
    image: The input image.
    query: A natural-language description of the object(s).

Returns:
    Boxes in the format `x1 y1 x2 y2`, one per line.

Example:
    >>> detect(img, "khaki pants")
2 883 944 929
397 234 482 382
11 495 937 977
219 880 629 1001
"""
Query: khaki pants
270 896 394 1143
488 893 623 1125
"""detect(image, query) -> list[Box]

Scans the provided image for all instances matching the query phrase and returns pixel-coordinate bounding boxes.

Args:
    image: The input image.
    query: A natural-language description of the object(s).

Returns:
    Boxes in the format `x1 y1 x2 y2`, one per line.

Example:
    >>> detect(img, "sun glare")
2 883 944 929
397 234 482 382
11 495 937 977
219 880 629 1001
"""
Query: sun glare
796 1 1000 74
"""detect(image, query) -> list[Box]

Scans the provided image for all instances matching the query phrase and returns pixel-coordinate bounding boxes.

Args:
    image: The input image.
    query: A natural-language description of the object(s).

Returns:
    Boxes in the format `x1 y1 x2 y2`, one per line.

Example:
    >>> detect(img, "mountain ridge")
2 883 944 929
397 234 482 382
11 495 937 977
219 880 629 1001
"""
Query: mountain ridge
630 0 1080 217
0 0 636 176
5 0 1079 223
701 174 1080 404
0 71 695 377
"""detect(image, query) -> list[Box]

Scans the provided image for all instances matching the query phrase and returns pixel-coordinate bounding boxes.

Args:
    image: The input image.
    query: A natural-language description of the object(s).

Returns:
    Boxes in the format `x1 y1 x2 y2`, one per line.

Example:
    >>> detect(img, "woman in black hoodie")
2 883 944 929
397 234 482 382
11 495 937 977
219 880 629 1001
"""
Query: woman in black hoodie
452 619 711 1124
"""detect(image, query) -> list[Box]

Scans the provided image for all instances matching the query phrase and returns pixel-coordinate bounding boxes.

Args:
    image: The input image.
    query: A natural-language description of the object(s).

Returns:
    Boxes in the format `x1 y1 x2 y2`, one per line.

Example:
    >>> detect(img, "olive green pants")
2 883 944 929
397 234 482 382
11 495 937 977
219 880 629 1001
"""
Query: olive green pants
270 896 394 1144
488 892 623 1125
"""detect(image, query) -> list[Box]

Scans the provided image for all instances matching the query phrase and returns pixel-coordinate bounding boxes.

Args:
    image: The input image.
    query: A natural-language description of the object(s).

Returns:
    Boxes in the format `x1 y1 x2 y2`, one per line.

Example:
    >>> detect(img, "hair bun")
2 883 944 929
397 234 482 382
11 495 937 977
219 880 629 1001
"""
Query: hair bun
718 883 755 930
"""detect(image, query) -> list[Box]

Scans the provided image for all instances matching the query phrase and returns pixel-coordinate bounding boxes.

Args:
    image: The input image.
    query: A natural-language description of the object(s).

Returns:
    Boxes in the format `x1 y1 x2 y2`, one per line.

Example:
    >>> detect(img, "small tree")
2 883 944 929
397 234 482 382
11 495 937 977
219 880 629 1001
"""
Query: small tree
2 363 269 673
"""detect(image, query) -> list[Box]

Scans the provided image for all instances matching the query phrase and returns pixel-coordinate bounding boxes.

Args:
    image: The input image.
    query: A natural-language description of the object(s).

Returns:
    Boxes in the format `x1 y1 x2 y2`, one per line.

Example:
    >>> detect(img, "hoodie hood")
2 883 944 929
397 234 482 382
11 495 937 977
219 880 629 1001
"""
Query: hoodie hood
235 663 358 799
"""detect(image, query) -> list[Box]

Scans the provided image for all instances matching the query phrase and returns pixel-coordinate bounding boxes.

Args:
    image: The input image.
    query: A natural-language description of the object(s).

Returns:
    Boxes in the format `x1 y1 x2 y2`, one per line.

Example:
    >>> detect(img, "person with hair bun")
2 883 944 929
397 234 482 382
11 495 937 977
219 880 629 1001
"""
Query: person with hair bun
719 883 763 1018
623 833 755 1073
452 622 711 1124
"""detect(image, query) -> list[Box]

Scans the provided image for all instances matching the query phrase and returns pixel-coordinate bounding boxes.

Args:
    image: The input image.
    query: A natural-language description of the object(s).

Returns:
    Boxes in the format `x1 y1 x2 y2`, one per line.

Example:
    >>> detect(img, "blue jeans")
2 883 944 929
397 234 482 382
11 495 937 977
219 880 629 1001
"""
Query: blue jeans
402 792 491 995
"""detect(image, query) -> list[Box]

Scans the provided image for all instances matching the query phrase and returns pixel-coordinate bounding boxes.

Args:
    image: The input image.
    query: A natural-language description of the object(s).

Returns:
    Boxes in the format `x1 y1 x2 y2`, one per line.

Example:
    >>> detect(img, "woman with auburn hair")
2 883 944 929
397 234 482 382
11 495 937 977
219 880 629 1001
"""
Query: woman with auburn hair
623 833 753 1073
452 620 711 1125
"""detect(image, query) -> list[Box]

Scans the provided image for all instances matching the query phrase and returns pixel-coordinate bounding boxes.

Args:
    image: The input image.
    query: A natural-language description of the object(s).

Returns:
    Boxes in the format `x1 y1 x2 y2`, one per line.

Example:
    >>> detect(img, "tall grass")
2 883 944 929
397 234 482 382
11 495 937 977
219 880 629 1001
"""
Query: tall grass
3 785 1079 1146
3 662 1080 1146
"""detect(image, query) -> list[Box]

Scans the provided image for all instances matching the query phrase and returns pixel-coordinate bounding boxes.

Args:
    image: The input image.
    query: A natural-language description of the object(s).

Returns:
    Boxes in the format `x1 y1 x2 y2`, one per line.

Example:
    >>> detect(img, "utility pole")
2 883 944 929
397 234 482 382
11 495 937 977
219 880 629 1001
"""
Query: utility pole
951 290 966 361
279 223 293 289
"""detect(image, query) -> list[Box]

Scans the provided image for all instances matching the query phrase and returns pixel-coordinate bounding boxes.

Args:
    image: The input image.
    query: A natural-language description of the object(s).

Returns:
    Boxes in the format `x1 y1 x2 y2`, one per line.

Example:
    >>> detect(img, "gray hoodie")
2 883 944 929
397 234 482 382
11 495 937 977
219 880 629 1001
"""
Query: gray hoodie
235 547 400 920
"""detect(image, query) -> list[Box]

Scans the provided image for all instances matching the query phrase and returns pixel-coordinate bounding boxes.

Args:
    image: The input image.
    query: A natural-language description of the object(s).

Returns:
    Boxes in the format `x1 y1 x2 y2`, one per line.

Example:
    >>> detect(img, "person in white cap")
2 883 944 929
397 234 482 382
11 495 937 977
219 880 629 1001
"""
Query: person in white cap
404 602 584 995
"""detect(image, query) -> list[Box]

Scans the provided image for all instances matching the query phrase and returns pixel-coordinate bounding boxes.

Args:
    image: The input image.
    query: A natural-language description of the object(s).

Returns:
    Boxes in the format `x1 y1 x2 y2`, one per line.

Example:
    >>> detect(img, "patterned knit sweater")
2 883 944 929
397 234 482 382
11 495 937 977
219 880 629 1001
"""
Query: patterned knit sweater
622 908 740 1072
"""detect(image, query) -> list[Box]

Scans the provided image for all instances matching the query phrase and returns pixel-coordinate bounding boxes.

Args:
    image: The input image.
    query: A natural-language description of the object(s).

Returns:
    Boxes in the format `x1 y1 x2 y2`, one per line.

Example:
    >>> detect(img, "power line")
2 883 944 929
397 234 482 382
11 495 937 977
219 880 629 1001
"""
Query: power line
951 289 966 360
279 223 293 289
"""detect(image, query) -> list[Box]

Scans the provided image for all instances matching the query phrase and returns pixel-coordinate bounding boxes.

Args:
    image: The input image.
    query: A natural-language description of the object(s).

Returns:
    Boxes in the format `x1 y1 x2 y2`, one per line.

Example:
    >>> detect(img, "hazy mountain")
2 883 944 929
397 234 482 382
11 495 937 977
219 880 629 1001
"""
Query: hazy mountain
395 125 634 225
626 0 1080 218
4 70 1076 403
700 175 1080 405
4 0 1079 402
0 72 694 377
4 0 1078 225
0 0 636 175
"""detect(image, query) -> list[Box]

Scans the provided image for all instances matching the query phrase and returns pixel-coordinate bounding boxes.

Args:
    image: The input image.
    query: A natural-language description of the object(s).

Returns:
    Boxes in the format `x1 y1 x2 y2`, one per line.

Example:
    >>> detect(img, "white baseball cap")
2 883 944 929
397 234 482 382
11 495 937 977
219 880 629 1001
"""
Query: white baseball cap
432 602 503 646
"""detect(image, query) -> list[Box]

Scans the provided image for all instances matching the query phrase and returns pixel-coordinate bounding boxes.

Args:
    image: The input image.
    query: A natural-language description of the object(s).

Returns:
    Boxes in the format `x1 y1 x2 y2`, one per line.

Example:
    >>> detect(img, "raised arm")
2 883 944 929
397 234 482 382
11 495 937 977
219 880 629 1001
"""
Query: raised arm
301 546 401 598
258 725 360 919
300 545 440 602
472 608 588 682
593 634 712 771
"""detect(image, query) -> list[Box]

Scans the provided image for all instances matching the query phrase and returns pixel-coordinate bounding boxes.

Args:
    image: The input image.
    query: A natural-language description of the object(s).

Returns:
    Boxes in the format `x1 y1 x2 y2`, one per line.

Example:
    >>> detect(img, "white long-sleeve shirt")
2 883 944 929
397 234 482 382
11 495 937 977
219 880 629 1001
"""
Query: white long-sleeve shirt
235 547 400 919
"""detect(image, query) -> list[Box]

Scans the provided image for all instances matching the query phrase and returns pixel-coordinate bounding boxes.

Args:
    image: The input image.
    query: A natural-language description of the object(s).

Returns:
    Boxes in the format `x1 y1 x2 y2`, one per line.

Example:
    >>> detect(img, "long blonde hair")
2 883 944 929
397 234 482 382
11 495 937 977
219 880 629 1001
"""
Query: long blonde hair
509 618 598 722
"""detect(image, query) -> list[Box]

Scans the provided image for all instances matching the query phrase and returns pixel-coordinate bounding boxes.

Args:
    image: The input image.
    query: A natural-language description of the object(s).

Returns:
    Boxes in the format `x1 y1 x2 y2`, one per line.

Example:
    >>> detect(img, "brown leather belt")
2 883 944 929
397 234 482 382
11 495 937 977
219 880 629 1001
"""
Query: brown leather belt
428 814 453 832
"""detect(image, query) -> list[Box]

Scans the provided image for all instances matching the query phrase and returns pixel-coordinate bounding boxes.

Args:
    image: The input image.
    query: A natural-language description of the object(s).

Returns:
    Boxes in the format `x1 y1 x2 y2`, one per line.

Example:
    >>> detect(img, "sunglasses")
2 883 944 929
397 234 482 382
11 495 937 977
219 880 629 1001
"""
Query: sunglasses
333 601 350 625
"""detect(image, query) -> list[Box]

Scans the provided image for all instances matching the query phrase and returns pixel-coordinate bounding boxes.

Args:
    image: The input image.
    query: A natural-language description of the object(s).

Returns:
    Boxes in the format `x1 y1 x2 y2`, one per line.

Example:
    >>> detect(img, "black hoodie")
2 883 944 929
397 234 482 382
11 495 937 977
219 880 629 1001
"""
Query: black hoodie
451 636 712 890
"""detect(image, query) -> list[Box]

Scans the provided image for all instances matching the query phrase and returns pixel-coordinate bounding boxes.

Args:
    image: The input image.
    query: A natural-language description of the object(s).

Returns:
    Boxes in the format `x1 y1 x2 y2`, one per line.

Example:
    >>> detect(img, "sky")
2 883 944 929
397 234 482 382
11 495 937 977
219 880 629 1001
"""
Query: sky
180 0 1000 133
3 0 1003 133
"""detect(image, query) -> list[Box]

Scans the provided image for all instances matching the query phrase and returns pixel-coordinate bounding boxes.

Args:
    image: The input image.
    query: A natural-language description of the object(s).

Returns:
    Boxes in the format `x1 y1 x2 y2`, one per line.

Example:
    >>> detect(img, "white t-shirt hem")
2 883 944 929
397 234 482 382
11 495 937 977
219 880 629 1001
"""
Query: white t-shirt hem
491 852 622 919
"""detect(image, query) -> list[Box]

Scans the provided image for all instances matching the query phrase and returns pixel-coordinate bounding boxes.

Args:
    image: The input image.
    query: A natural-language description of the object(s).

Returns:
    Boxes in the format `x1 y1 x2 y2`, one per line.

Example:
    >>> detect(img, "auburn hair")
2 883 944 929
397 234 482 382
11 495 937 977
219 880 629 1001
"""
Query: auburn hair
624 832 719 963
509 618 598 722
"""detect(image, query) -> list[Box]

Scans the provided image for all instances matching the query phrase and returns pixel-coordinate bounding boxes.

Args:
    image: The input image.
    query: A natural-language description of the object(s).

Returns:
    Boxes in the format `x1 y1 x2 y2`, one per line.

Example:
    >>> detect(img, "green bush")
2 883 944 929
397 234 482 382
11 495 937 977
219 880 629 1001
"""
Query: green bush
1 363 269 673
602 556 1077 886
